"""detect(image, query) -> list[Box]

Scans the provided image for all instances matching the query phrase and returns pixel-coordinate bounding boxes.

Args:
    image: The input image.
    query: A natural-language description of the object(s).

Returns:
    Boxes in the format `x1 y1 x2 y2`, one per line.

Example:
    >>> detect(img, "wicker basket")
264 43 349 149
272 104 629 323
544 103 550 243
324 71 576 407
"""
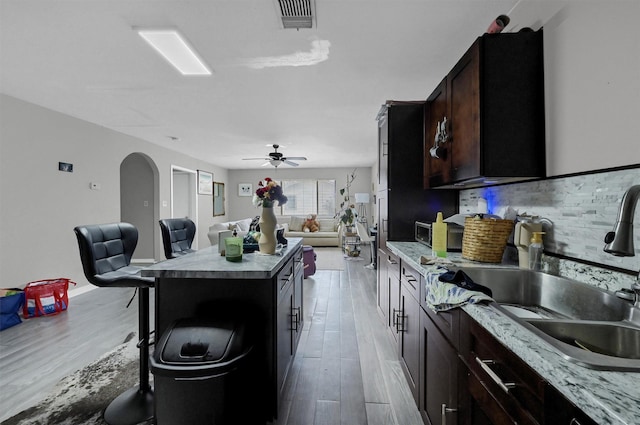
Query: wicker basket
462 217 515 263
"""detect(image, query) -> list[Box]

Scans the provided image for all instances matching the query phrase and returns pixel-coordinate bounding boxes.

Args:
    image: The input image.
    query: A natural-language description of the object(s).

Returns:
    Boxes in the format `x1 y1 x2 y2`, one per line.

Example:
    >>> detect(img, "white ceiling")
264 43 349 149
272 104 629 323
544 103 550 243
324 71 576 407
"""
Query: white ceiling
1 0 535 170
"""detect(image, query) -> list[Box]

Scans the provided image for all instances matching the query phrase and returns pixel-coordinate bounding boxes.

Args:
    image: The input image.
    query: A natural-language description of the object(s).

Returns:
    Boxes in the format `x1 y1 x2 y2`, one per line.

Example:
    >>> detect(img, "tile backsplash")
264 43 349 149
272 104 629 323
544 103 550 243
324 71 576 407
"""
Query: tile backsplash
458 167 639 289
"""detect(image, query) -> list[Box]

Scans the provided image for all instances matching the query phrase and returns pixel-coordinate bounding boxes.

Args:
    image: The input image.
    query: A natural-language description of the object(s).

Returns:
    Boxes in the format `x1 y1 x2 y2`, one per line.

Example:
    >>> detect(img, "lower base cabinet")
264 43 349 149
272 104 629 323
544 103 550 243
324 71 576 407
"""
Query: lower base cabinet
276 249 304 397
419 307 463 425
380 263 599 425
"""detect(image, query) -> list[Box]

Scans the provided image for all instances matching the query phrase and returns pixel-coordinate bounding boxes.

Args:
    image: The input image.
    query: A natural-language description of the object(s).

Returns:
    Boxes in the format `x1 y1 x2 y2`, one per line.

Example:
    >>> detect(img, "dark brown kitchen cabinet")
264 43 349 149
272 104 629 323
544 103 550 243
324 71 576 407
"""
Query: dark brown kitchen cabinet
377 249 399 330
462 314 546 425
544 385 598 425
425 30 545 189
276 248 304 396
419 306 465 425
377 101 457 244
398 262 422 404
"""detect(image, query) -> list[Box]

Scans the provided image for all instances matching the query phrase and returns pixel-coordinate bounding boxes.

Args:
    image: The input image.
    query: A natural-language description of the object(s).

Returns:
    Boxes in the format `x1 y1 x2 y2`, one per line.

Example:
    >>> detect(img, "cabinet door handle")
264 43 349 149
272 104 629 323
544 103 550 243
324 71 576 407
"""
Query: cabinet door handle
475 357 516 393
441 403 457 425
291 306 301 331
570 419 582 425
393 308 406 332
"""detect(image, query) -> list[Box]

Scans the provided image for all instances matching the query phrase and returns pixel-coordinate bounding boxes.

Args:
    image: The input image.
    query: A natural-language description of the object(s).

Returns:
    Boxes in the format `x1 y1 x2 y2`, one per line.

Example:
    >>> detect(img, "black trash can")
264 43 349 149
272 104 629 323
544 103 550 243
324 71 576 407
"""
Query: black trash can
150 317 255 425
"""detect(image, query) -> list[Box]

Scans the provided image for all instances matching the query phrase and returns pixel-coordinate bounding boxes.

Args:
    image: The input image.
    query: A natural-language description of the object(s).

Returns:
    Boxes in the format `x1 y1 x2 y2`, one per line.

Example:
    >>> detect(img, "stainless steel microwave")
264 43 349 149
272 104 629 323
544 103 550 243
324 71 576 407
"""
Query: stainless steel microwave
415 221 463 251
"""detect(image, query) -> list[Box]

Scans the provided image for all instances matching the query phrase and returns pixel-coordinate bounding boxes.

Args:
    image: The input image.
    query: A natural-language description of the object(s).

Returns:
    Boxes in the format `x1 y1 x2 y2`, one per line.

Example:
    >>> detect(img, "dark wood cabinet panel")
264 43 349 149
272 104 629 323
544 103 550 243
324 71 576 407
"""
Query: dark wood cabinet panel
276 248 303 398
424 78 450 187
376 248 389 326
464 316 545 425
399 274 421 404
377 101 457 243
276 279 294 395
425 30 545 189
419 307 460 425
449 44 480 183
544 385 598 425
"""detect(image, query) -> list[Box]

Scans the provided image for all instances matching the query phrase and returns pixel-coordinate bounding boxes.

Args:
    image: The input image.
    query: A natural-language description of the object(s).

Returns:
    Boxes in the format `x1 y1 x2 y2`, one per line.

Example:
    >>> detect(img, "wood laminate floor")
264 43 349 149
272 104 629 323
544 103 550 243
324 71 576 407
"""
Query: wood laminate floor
0 251 422 425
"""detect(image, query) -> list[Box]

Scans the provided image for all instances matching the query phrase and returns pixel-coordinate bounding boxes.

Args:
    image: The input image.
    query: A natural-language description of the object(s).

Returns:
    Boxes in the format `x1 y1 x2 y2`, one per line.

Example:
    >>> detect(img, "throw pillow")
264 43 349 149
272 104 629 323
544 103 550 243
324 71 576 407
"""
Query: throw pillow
236 218 252 232
318 219 336 232
289 216 305 232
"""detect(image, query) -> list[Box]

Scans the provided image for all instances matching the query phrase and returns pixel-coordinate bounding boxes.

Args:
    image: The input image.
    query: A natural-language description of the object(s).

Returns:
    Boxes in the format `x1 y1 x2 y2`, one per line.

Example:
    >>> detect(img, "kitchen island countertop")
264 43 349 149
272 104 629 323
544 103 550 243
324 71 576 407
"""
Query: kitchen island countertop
142 238 303 280
387 241 640 425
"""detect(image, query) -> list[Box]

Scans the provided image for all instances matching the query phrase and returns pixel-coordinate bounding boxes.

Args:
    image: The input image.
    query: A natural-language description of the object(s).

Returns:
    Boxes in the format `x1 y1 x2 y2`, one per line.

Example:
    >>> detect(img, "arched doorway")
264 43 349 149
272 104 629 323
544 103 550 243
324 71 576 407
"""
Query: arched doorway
120 153 159 262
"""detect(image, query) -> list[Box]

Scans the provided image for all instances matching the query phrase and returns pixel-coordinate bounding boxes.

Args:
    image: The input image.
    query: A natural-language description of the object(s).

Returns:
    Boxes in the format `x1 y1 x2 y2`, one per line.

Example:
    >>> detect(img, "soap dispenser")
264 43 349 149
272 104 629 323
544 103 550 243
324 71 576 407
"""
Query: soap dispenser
432 212 448 258
514 217 542 268
528 232 545 271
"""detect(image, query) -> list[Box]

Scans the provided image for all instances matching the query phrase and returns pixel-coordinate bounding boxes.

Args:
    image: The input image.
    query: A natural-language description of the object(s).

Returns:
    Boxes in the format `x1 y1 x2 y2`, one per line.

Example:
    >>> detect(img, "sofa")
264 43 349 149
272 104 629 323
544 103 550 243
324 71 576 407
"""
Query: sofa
277 216 340 247
207 217 255 246
207 216 340 247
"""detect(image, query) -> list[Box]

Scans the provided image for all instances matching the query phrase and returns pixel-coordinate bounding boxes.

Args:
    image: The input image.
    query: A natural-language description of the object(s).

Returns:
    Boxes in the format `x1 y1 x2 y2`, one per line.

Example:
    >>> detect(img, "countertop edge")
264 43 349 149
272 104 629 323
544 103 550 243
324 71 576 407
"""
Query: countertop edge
142 238 303 279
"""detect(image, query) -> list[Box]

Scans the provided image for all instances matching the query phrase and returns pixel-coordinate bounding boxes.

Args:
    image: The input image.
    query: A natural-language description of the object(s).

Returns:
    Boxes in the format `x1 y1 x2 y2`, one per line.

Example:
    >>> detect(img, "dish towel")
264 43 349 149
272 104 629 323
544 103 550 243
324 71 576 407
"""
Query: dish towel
424 267 494 312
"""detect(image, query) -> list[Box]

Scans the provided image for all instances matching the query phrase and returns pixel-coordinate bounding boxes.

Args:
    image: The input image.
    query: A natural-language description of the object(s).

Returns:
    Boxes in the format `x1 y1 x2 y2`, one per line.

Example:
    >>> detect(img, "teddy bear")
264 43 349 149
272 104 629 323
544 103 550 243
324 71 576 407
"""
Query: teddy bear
302 214 320 233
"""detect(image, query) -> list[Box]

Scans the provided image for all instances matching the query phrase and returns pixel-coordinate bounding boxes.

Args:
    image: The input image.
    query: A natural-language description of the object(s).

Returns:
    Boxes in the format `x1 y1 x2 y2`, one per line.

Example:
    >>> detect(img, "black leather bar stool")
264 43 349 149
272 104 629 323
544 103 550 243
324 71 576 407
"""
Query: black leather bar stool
73 222 154 425
158 218 196 259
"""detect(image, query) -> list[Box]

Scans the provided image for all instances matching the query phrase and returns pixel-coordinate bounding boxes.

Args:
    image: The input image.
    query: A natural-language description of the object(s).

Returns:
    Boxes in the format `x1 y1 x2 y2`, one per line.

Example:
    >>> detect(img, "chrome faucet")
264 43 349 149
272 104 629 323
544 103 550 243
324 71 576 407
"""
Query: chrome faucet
604 184 640 306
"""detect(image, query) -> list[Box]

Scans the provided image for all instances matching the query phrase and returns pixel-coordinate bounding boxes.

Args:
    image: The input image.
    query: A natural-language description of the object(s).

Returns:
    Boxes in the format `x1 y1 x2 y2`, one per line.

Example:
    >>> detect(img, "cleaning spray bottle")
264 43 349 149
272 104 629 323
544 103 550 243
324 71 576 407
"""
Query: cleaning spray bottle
528 232 545 271
432 212 448 258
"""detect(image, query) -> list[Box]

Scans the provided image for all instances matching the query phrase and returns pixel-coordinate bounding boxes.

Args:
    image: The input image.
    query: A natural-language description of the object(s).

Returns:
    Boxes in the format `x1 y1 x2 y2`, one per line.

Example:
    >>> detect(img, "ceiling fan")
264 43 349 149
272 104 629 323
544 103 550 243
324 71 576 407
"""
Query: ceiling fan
243 144 307 168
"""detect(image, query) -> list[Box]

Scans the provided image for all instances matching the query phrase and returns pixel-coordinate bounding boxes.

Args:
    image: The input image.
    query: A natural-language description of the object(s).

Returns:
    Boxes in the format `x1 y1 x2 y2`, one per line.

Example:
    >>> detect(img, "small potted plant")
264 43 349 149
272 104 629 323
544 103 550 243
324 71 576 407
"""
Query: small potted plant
340 205 356 233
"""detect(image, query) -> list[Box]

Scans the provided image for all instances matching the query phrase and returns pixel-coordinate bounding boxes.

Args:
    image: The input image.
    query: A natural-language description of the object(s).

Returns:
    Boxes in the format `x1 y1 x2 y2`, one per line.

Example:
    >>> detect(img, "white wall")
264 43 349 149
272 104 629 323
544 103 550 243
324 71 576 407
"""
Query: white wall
510 1 640 175
0 94 227 288
227 167 374 223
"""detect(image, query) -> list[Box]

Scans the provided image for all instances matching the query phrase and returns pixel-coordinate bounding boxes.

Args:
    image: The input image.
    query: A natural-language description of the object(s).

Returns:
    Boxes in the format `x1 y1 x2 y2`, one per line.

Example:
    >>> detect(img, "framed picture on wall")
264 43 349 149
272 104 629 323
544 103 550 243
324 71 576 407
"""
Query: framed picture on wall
198 170 213 195
238 183 253 197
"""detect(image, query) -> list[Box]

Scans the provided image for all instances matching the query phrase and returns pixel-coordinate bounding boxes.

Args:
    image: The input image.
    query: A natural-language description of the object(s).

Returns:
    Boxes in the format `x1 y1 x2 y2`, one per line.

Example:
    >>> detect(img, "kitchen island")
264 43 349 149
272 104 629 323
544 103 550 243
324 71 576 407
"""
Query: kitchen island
142 238 304 423
387 241 639 425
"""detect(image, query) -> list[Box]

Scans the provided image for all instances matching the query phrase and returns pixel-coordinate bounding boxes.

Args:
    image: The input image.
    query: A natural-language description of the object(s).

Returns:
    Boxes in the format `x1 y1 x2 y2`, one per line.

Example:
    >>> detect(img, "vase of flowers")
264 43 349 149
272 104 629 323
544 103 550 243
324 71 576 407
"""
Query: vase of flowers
253 177 287 254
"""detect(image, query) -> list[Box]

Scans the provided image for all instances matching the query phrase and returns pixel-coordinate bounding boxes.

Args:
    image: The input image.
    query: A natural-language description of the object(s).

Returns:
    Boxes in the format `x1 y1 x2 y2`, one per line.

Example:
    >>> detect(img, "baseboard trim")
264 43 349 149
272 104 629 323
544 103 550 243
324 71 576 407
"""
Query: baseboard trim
68 284 96 299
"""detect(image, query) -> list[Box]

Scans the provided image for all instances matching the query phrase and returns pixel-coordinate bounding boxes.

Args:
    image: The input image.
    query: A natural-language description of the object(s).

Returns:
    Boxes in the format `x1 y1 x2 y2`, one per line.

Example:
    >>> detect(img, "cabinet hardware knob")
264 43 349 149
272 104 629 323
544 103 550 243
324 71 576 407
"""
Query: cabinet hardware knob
475 357 516 393
441 403 457 425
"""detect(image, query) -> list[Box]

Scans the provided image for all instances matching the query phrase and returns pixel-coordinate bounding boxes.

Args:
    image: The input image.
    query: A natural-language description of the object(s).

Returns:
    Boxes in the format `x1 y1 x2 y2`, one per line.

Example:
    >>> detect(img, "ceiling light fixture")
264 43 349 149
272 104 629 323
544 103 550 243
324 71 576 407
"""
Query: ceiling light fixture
137 29 211 75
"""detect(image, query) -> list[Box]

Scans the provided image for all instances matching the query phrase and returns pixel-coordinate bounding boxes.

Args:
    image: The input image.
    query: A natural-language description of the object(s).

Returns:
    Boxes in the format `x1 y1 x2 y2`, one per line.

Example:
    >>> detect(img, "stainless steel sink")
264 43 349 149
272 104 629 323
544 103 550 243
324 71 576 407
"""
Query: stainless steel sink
526 320 640 359
456 267 632 322
455 267 640 371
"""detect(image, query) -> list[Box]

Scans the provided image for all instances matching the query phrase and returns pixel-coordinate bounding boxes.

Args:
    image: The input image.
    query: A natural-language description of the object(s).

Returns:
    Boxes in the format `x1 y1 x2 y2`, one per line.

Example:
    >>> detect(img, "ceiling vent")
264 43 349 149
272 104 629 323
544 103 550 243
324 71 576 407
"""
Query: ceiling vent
277 0 314 29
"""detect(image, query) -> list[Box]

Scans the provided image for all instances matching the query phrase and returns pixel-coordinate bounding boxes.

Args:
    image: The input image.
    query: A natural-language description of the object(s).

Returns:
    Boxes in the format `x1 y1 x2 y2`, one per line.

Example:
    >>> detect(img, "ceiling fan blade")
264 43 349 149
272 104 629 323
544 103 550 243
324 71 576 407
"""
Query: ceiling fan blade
284 160 299 166
261 162 271 167
285 157 306 161
243 157 270 160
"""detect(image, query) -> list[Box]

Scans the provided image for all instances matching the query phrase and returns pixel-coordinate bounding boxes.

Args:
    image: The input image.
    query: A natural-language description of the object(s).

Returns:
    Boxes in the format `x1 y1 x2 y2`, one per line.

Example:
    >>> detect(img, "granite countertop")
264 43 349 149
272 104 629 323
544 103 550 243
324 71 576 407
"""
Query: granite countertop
387 241 640 425
142 238 302 280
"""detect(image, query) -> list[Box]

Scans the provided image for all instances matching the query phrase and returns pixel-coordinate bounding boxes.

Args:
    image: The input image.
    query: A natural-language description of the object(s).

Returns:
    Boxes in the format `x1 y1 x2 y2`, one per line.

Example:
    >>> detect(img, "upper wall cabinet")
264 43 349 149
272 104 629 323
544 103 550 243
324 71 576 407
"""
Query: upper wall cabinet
424 30 546 189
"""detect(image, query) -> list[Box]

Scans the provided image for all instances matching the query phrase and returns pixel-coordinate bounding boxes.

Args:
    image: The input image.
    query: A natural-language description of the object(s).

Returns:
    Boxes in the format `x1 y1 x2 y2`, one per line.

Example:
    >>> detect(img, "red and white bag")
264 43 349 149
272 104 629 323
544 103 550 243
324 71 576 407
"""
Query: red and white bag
23 278 76 318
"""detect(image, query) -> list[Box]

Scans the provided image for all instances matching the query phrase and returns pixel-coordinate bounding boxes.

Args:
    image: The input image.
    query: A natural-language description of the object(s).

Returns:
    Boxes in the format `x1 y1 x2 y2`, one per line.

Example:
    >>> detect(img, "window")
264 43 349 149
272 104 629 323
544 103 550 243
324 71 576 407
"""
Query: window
280 179 336 216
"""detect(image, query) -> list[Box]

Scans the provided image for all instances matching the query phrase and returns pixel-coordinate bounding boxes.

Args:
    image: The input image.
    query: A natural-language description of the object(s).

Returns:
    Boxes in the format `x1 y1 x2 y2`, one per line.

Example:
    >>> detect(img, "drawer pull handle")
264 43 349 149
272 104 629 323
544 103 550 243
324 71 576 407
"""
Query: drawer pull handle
475 357 516 393
291 307 301 331
392 308 406 332
404 274 417 282
441 403 457 425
